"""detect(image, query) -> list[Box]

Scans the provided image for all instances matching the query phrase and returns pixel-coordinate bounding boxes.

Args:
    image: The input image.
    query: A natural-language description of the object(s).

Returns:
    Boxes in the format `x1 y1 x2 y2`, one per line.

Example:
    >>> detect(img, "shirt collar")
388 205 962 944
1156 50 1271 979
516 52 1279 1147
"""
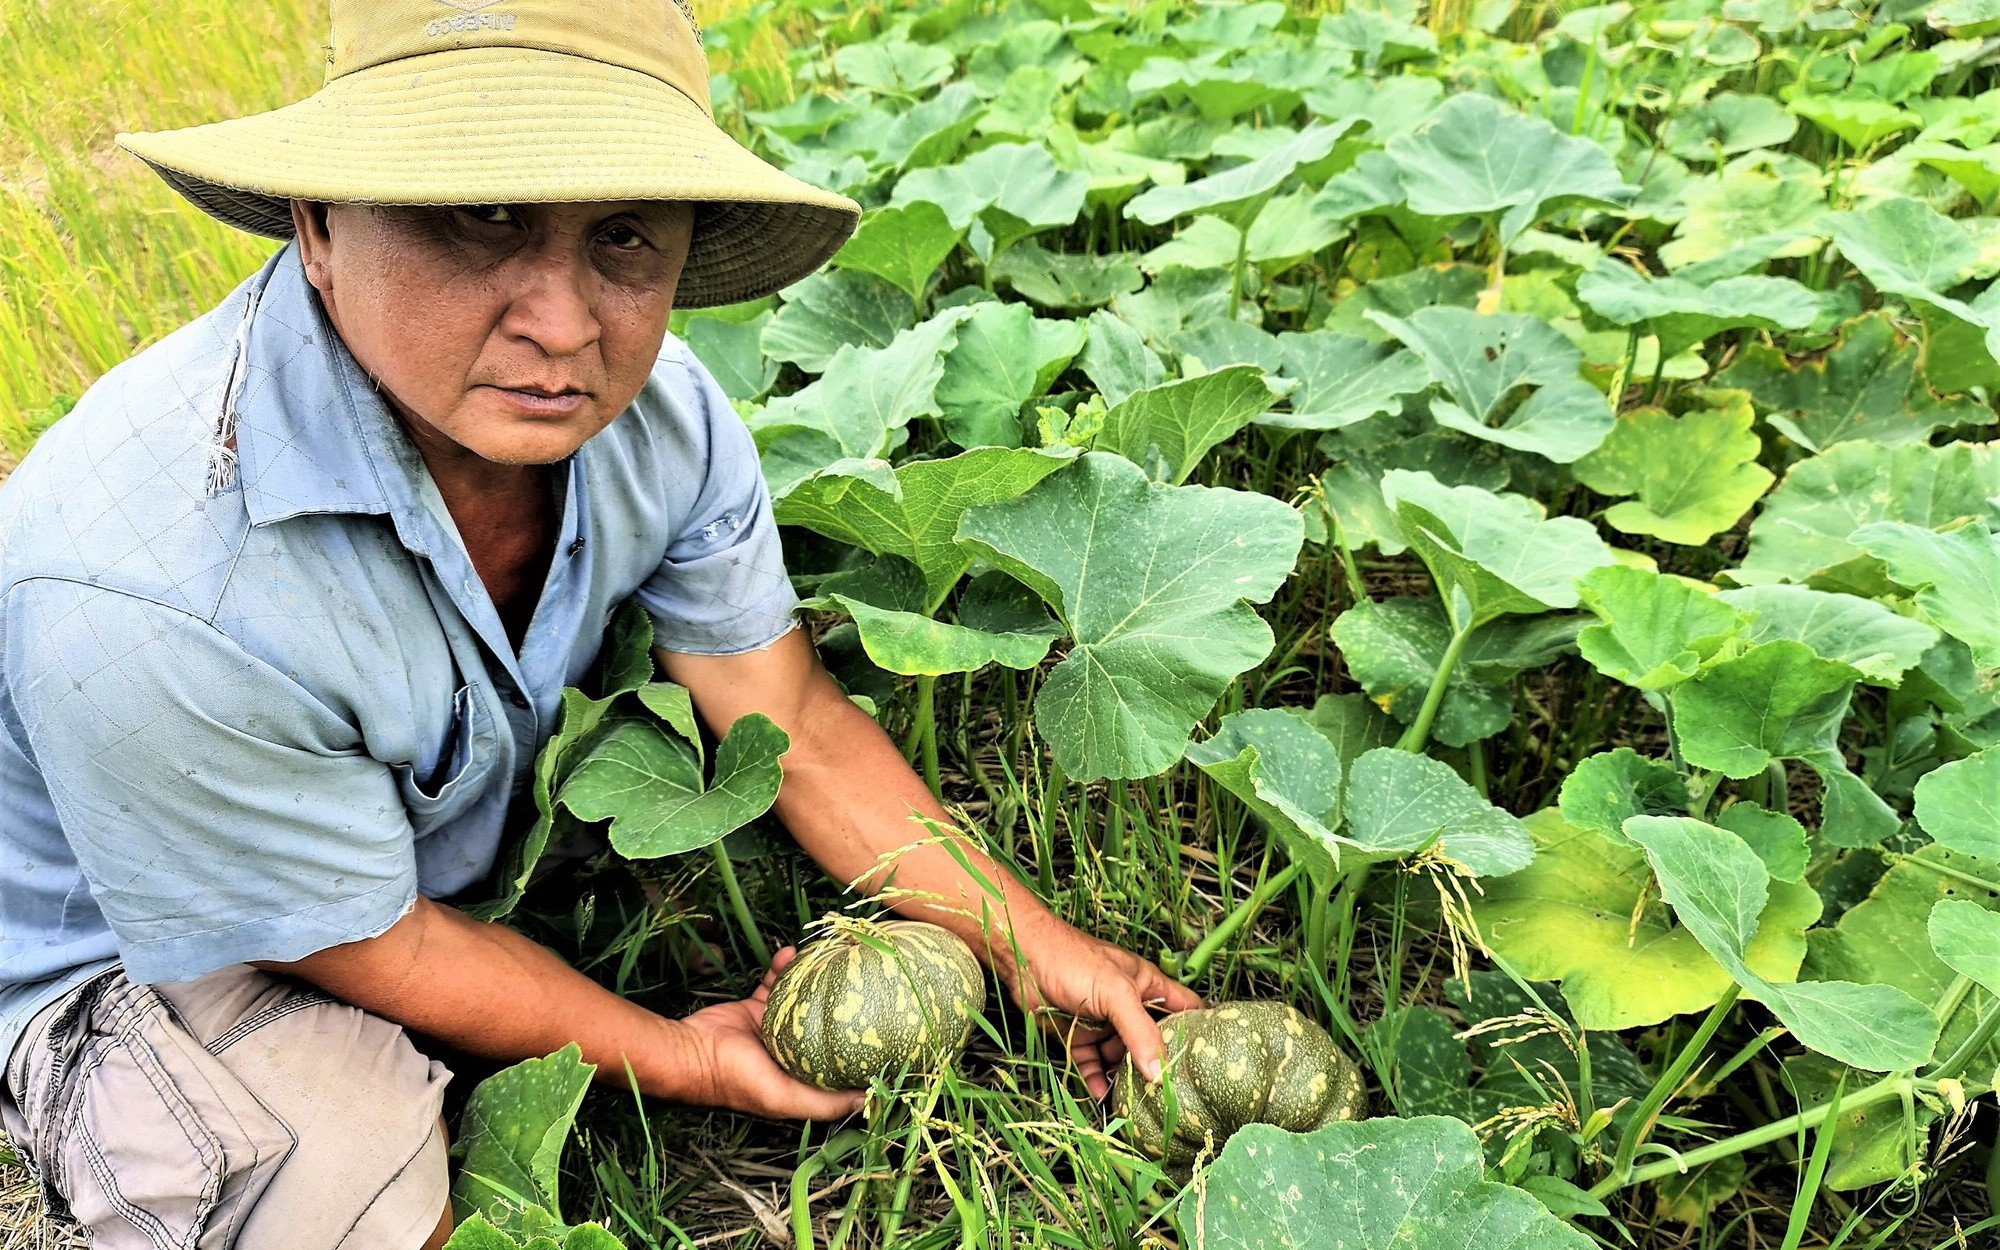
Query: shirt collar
228 241 436 533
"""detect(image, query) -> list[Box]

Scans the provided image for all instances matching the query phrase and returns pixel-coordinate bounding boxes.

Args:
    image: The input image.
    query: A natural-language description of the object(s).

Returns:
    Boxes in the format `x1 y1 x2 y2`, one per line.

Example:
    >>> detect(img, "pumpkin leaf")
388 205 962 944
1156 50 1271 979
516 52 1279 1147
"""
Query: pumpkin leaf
1574 264 1819 360
1571 392 1776 545
1716 803 1810 883
1716 314 1985 454
1672 641 1861 779
1266 331 1431 432
893 143 1089 247
1929 898 2000 994
1342 747 1534 877
1192 1117 1594 1250
1367 307 1614 463
1850 521 2000 668
809 575 1062 677
1658 166 1827 273
1558 749 1690 844
1077 309 1168 405
1628 815 1939 1070
682 311 779 403
760 270 916 374
832 201 966 307
1472 810 1819 1030
1382 470 1615 630
990 241 1145 309
453 1044 596 1228
1092 366 1281 484
1719 585 1939 685
777 447 1077 610
1188 708 1346 882
956 452 1303 781
1790 96 1921 149
1383 93 1634 245
1575 564 1751 691
558 714 790 860
1125 121 1355 225
1732 441 2000 589
1329 596 1517 748
751 309 974 496
1914 745 2000 857
935 302 1087 449
1663 91 1800 160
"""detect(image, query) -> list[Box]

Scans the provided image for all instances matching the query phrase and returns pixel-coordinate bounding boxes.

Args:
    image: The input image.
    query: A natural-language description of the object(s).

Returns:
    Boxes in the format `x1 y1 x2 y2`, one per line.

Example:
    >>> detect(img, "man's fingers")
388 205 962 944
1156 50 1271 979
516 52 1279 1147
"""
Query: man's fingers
751 947 798 1004
1102 982 1168 1082
1136 961 1204 1014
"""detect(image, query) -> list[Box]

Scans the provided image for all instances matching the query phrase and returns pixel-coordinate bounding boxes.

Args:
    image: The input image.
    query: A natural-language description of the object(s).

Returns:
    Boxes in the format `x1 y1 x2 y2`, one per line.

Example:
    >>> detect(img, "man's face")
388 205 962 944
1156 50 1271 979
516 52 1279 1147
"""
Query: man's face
292 200 695 467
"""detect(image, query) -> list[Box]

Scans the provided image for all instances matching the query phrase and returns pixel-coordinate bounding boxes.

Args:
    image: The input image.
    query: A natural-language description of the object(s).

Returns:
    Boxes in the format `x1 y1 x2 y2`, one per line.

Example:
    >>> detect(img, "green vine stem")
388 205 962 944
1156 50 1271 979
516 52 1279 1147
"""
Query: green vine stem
1591 984 1741 1199
709 842 771 968
1171 861 1304 982
900 674 942 800
791 1128 869 1250
1395 624 1476 754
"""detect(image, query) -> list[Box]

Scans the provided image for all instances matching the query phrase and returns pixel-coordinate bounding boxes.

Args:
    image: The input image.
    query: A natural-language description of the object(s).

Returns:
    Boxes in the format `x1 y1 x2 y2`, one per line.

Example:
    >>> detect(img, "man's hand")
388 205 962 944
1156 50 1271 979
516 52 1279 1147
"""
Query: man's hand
680 947 866 1120
990 914 1203 1098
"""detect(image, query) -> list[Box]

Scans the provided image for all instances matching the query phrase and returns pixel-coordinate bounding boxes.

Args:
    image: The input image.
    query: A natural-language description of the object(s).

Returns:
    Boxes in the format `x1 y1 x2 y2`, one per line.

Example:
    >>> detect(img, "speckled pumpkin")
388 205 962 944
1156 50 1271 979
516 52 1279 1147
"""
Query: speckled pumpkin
1111 1001 1367 1165
760 918 985 1091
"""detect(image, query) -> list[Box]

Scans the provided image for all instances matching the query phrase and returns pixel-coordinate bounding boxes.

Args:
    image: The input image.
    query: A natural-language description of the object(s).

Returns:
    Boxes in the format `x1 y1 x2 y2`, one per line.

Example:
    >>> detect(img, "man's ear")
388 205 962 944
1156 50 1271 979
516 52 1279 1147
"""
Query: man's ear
290 200 335 294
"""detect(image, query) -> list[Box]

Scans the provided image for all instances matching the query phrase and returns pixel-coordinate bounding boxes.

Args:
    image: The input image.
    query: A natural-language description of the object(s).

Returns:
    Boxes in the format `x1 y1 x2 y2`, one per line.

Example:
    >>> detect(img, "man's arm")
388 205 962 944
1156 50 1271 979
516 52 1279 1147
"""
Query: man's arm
258 898 863 1119
659 628 1201 1094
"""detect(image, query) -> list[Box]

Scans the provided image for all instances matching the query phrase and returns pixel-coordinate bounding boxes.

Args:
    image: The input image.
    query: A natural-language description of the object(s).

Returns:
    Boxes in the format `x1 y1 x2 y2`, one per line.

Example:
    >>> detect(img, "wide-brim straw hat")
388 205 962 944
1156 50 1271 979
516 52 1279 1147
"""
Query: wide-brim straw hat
115 0 859 308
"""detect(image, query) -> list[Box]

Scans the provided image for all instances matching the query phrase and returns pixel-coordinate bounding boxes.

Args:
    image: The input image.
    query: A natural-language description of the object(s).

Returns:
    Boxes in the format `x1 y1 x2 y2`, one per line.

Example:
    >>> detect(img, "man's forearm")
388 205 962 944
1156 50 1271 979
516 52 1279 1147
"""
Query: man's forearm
772 681 1059 963
261 898 717 1102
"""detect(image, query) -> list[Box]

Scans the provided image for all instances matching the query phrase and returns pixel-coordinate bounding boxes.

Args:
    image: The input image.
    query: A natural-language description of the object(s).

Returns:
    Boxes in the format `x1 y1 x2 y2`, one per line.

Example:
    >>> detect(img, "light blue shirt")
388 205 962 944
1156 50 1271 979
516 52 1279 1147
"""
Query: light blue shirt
0 243 799 1054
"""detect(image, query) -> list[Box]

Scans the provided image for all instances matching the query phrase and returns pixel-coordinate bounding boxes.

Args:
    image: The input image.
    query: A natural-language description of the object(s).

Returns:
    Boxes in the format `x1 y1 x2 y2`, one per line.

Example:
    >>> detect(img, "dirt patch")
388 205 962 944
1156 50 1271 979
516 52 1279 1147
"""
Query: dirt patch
0 1153 80 1250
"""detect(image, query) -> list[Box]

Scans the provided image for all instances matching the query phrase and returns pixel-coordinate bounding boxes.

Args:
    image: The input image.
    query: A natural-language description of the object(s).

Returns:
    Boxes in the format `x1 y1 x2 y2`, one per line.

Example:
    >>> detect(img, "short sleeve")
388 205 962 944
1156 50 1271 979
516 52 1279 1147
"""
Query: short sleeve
2 579 418 984
634 350 800 655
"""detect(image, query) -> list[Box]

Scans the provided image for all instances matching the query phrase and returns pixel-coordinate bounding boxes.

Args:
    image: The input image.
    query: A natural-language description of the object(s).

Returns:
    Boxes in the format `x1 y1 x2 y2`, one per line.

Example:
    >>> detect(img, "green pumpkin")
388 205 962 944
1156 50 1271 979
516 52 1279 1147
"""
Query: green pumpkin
1111 1001 1367 1166
761 917 985 1091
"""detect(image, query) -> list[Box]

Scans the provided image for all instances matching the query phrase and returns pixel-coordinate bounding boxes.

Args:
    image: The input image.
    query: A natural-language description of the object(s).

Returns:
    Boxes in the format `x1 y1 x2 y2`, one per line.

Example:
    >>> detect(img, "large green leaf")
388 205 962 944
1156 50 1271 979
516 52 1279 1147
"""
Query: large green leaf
1825 198 2000 361
1628 816 1938 1071
1732 440 2000 588
1382 470 1614 630
1558 748 1689 843
1790 96 1920 148
892 143 1090 251
1125 121 1354 225
956 453 1303 780
1663 91 1800 160
1343 746 1534 876
1472 810 1819 1030
1851 521 2000 668
760 270 915 374
812 575 1063 677
1383 93 1634 244
1913 745 2000 857
1330 597 1512 748
1571 392 1776 545
751 309 973 496
453 1045 596 1227
558 714 790 860
1718 585 1939 685
1187 708 1345 882
1092 367 1280 484
1573 263 1820 360
776 447 1077 609
681 311 778 403
1672 641 1859 779
1716 314 1985 453
991 242 1145 310
935 302 1087 449
1929 898 2000 995
1366 308 1614 463
831 202 966 307
1658 165 1827 272
835 38 956 96
1575 564 1750 691
1193 1117 1593 1250
1077 308 1167 405
1266 331 1430 432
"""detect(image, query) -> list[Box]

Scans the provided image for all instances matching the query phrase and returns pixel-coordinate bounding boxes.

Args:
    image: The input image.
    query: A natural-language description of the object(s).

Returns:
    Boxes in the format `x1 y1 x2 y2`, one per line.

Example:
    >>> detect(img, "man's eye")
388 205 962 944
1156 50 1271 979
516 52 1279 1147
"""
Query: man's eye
602 224 649 252
460 205 516 226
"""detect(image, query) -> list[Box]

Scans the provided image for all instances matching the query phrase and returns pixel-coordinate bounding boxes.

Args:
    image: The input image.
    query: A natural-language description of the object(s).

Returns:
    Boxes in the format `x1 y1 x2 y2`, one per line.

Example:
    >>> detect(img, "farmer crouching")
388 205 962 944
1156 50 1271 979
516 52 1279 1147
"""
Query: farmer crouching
0 3 1198 1246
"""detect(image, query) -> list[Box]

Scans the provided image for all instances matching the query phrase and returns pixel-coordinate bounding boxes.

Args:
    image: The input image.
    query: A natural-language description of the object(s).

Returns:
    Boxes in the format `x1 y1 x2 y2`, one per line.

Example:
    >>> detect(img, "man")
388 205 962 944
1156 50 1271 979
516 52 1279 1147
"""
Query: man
0 2 1198 1247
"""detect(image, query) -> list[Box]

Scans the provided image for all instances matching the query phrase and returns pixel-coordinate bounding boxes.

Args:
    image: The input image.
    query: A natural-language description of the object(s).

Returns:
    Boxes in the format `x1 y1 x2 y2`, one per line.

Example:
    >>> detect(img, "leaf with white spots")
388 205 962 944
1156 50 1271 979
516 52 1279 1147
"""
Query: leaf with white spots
1193 1115 1594 1249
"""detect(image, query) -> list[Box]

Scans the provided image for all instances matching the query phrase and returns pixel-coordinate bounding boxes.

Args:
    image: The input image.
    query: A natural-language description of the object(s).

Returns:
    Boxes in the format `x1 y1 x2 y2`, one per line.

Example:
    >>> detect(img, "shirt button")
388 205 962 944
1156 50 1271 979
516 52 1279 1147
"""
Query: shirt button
507 690 531 710
568 537 587 557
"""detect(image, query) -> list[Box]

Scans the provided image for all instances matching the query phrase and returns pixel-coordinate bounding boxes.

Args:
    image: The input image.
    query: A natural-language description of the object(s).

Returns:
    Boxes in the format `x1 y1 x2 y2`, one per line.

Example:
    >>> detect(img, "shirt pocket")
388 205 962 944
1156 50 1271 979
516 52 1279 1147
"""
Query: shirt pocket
392 682 500 829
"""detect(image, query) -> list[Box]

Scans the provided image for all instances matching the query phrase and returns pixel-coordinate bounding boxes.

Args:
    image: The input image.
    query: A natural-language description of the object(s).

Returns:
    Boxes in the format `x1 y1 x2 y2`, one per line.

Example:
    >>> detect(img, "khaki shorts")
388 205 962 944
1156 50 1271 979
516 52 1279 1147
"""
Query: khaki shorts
1 965 453 1250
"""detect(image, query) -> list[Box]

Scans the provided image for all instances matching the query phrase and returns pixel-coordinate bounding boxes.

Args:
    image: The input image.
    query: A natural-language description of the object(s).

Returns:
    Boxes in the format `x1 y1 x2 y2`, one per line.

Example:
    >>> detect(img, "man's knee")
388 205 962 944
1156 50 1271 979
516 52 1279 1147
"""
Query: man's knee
6 966 453 1250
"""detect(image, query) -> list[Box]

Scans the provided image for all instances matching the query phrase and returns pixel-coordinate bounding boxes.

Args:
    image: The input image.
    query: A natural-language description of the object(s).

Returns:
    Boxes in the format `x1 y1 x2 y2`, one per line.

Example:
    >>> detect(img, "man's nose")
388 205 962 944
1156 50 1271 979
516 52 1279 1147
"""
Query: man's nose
504 250 601 357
